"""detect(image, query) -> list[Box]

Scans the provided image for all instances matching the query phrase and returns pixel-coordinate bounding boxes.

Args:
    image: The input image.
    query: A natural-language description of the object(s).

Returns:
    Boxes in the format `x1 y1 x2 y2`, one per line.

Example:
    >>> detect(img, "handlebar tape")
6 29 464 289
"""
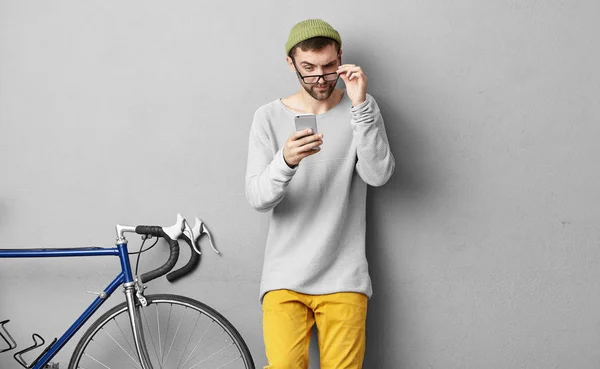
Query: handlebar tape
135 225 180 283
166 233 201 282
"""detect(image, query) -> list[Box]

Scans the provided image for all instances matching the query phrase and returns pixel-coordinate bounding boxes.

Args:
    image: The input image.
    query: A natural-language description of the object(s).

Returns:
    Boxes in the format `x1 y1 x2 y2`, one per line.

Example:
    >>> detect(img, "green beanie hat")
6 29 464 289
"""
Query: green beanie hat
285 19 342 55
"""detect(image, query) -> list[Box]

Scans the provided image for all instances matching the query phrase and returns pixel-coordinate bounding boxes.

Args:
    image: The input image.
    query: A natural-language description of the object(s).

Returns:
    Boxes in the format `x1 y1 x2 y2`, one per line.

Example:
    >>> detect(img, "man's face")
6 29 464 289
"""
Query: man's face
289 44 341 101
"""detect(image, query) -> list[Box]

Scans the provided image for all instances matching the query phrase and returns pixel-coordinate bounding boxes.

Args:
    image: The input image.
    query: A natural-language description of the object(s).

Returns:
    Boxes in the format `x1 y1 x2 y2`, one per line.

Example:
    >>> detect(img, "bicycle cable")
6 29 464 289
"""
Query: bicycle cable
129 236 160 276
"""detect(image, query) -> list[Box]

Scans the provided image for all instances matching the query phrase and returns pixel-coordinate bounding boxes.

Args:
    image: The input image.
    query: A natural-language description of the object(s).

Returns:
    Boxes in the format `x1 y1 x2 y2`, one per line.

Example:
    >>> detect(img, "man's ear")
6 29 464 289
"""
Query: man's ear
286 56 295 72
338 49 343 64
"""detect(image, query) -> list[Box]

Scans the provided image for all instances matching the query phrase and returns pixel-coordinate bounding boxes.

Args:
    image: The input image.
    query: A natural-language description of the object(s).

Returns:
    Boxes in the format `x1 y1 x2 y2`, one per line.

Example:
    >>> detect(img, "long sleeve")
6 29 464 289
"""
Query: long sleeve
350 95 395 187
245 112 297 212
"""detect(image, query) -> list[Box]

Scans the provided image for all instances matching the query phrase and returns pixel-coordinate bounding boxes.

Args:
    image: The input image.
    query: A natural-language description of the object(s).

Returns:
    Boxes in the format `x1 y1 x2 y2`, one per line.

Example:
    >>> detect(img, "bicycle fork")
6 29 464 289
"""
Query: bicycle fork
124 282 154 369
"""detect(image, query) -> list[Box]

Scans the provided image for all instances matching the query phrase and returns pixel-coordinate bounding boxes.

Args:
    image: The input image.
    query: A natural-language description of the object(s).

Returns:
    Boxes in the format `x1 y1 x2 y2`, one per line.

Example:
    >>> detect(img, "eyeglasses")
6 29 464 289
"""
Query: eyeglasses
292 59 340 84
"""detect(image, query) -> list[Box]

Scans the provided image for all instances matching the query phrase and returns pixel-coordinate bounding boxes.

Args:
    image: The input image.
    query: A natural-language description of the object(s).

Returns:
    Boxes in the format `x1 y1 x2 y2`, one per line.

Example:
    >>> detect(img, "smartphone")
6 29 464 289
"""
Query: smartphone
294 114 318 136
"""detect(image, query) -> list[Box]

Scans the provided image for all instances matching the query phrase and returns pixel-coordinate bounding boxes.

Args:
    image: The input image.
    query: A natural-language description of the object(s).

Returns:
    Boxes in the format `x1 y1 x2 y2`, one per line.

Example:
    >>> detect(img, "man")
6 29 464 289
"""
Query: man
245 19 395 369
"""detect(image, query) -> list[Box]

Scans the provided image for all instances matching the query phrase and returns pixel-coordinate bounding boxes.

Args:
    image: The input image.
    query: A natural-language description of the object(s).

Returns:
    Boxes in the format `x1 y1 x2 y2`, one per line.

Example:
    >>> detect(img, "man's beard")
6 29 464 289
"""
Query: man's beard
301 81 336 101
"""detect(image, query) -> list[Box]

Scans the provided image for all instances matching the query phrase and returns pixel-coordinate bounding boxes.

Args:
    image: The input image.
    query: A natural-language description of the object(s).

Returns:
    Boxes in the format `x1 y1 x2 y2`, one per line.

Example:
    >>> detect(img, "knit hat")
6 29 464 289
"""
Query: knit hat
285 19 342 55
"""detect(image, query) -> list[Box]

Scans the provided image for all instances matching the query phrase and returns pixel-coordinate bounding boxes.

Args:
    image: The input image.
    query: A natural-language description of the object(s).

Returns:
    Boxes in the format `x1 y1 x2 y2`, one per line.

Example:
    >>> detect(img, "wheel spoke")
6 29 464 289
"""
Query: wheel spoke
185 326 229 366
175 313 202 369
163 305 187 365
181 320 214 368
187 342 234 369
159 303 173 366
141 304 162 369
214 355 243 369
102 330 142 368
113 317 137 359
156 303 163 361
83 352 112 369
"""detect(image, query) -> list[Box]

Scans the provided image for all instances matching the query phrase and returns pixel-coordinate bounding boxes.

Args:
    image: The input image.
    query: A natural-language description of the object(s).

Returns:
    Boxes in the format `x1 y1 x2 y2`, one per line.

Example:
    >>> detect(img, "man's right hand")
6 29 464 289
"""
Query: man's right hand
283 129 324 168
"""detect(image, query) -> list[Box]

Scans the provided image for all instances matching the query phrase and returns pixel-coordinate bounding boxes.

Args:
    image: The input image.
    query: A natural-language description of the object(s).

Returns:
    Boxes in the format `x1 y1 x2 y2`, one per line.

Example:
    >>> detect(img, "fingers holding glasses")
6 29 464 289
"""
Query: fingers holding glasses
337 64 366 82
337 64 368 106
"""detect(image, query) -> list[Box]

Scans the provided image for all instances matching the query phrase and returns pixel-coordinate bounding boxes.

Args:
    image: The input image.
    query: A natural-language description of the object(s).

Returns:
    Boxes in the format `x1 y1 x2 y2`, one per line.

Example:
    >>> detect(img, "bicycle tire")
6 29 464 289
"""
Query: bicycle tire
68 294 255 369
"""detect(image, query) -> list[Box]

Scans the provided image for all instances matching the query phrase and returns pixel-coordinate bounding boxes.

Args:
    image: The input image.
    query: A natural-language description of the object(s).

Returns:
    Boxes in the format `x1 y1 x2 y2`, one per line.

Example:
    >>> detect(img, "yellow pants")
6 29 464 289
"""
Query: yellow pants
262 289 368 369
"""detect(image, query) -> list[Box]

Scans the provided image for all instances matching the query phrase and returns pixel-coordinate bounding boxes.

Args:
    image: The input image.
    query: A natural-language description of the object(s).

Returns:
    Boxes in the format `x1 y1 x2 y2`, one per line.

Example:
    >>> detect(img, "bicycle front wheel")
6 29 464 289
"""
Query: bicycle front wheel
69 294 255 369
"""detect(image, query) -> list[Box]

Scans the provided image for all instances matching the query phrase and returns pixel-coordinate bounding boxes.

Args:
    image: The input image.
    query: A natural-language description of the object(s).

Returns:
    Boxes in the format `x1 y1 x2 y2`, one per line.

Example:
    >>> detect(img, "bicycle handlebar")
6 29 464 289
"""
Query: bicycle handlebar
166 232 200 282
118 214 217 284
134 225 181 283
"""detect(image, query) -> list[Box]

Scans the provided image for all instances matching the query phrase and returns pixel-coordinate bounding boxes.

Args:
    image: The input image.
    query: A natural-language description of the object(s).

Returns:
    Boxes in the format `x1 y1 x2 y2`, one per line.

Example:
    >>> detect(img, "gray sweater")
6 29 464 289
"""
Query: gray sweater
245 91 395 302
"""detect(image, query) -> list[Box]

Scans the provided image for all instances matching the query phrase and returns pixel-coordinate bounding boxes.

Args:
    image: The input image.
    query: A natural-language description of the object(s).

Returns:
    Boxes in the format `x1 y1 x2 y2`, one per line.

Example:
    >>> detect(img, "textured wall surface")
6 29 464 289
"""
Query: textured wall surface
1 1 599 368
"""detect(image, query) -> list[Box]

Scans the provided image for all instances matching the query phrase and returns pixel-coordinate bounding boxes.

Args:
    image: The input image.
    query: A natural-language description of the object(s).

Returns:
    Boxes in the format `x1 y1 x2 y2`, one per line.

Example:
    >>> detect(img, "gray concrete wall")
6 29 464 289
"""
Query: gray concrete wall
1 1 599 368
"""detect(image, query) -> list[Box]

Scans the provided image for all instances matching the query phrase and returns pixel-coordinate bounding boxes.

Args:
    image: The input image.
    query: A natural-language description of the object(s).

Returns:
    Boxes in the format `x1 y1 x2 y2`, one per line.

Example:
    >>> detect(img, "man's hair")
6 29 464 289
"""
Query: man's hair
288 37 341 58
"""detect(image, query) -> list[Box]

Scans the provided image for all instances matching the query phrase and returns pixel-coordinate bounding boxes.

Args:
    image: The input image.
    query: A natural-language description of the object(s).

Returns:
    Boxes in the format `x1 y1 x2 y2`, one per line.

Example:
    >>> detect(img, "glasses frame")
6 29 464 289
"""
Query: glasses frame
292 58 340 85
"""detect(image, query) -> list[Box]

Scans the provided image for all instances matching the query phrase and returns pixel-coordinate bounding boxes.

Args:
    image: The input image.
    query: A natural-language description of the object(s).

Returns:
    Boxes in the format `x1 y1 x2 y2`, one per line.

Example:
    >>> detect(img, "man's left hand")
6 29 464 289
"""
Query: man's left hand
337 64 367 107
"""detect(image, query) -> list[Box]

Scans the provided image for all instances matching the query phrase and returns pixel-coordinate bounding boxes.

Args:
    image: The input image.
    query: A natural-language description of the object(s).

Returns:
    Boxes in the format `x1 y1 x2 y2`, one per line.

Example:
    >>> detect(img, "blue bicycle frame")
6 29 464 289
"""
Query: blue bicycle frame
0 243 134 369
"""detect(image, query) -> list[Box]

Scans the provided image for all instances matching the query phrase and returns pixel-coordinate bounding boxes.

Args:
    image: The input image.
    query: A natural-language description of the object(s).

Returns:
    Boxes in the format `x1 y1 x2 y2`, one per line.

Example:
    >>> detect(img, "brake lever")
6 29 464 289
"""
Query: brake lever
184 218 203 255
186 217 220 255
182 217 195 249
201 220 220 255
162 213 186 241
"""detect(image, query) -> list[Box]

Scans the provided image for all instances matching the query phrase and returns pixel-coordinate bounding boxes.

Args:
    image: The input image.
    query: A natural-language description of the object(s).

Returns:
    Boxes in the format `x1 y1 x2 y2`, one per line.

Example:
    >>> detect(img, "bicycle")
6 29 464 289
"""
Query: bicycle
0 214 256 369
